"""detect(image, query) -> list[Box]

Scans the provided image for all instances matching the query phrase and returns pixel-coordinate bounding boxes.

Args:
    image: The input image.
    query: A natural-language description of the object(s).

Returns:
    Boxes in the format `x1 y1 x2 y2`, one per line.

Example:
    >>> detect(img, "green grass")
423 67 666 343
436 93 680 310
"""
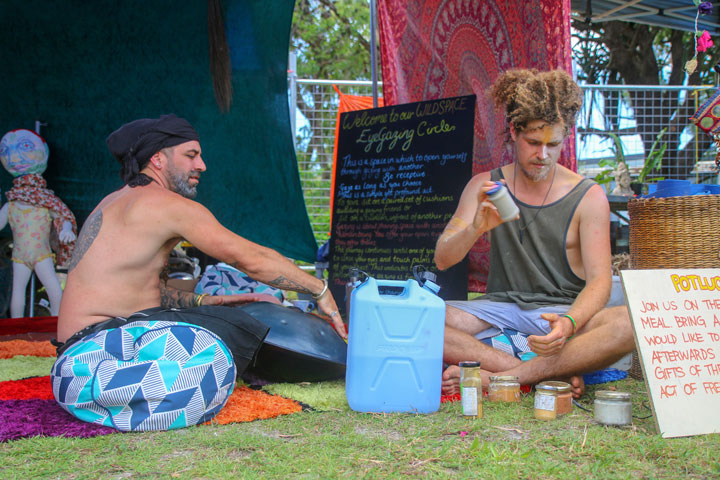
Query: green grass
1 378 719 479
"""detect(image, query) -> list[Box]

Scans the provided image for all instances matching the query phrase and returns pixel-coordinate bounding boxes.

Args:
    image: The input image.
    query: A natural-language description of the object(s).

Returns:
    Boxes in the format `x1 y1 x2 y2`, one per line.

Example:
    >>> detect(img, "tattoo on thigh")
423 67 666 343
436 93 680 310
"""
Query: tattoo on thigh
267 276 311 294
68 210 103 272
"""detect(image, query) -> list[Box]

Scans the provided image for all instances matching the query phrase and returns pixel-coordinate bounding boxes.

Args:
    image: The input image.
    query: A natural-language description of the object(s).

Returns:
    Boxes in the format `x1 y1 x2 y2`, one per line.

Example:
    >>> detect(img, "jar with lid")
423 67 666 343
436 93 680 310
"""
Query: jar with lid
459 361 483 418
488 375 521 402
594 390 632 426
486 182 519 222
534 381 572 420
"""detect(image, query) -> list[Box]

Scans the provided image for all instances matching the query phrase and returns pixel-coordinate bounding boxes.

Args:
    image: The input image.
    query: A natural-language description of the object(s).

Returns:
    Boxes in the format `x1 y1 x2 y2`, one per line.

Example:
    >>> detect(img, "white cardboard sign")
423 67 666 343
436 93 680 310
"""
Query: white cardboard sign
621 269 720 438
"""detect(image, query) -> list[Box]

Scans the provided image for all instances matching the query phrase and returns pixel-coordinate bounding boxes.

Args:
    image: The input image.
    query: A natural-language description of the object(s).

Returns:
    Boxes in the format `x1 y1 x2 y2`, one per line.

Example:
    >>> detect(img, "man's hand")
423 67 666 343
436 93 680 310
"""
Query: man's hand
317 293 348 340
527 313 574 357
472 182 513 232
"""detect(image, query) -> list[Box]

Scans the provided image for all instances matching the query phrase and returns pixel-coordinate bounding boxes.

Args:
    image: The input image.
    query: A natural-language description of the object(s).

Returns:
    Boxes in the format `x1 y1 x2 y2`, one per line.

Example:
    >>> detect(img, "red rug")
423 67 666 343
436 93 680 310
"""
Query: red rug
0 316 57 336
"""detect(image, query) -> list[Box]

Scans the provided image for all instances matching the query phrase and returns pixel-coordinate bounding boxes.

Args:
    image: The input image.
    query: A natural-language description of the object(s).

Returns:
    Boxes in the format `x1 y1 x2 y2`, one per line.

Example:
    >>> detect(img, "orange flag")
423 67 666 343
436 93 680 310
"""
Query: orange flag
330 85 384 230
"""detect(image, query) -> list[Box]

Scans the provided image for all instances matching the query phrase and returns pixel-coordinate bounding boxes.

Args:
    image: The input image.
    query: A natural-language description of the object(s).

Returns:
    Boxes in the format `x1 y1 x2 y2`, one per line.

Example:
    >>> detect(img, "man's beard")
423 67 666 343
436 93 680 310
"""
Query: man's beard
168 170 199 199
519 161 554 183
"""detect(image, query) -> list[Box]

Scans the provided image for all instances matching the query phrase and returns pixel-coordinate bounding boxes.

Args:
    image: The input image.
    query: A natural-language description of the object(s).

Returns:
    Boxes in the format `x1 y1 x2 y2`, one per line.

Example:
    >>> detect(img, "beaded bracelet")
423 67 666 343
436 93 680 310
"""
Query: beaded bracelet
561 314 577 336
195 293 209 307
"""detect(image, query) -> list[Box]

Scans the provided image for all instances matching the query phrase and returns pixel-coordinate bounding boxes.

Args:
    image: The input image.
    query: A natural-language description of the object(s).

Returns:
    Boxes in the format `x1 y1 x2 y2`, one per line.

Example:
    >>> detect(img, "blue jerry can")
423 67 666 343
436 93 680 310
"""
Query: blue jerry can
345 276 445 413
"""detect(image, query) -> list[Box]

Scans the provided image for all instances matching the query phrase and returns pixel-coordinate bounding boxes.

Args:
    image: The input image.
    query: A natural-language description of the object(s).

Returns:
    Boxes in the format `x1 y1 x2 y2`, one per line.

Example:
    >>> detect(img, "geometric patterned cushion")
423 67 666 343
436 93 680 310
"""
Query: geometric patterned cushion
51 320 236 432
480 328 538 362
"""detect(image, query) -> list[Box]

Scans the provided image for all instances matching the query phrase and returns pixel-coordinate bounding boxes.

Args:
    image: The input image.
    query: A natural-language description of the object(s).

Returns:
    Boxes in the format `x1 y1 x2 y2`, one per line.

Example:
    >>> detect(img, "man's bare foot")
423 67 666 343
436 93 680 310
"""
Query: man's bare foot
441 365 494 395
569 375 585 399
441 365 461 395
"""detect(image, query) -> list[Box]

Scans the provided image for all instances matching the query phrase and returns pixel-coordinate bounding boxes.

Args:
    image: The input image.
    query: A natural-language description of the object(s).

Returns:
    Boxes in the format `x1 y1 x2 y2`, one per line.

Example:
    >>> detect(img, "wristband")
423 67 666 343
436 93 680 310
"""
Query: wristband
195 293 209 307
312 278 329 300
561 314 577 336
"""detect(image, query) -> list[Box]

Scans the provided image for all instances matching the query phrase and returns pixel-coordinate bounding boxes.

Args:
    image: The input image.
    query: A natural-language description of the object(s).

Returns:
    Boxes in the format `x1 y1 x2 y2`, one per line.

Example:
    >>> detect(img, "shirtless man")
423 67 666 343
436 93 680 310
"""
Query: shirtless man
52 114 345 431
434 70 635 397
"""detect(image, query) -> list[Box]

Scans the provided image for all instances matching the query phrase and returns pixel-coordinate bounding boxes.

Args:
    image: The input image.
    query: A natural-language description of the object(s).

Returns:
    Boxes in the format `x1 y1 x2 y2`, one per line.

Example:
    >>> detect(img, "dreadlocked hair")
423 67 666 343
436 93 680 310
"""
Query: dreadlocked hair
490 69 582 137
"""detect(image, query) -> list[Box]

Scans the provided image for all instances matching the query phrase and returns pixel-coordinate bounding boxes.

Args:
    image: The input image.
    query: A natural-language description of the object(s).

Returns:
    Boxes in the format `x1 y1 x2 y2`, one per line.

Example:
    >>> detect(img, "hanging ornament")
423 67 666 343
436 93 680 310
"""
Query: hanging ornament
698 31 714 52
686 3 714 75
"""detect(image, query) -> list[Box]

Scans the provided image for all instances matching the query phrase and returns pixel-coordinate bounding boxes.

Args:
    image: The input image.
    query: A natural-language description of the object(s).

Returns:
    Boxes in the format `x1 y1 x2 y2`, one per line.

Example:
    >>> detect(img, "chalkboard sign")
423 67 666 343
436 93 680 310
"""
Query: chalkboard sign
621 268 720 438
329 95 475 310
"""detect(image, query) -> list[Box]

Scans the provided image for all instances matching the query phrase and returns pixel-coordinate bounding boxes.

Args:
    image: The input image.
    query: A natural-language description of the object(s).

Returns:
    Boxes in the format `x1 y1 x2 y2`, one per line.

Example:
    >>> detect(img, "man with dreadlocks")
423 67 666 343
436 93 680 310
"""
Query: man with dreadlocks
435 70 633 398
51 115 345 431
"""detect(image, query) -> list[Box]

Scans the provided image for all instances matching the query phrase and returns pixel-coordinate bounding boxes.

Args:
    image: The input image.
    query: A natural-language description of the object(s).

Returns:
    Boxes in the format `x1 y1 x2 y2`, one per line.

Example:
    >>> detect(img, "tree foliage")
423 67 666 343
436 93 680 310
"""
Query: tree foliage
291 0 372 80
290 0 376 185
571 19 720 179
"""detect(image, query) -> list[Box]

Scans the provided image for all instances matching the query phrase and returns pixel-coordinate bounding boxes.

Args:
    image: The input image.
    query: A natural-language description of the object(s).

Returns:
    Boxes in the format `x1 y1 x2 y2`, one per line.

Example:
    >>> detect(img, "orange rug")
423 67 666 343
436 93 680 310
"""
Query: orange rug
207 386 302 425
0 339 57 359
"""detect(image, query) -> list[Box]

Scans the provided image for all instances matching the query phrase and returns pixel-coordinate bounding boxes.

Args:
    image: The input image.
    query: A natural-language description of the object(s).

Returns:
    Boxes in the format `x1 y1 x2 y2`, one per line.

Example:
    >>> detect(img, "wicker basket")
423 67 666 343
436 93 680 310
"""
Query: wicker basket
626 194 720 379
628 195 720 270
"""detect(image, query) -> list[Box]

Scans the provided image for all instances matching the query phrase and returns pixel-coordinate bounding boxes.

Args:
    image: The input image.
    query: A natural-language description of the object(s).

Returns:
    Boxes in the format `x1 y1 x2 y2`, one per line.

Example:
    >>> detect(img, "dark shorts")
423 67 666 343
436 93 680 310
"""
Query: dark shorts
54 305 270 375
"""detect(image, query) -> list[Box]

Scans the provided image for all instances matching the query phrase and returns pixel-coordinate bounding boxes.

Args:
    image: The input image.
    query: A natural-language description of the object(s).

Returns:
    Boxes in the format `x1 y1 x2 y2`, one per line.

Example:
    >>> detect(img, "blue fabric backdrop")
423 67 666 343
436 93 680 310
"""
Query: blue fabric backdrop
0 0 317 262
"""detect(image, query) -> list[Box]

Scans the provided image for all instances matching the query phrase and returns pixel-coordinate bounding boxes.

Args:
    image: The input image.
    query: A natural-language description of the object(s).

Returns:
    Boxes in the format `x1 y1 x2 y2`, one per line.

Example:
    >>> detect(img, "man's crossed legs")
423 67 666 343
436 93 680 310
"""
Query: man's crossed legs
441 301 635 398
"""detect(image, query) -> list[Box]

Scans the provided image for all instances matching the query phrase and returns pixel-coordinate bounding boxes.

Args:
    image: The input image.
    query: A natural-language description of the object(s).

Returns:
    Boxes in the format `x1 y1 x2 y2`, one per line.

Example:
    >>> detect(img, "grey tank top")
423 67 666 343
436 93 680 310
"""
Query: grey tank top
483 168 596 309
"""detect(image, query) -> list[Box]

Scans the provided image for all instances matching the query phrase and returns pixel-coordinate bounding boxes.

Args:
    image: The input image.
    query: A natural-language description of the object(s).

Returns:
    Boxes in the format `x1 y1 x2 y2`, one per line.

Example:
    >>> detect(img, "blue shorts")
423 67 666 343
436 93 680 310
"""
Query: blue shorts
445 299 569 340
447 276 626 341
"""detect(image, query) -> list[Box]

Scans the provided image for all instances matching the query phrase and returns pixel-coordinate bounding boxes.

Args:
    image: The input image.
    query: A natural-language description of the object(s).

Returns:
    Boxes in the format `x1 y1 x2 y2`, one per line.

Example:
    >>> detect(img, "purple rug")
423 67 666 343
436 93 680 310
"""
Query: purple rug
0 399 117 442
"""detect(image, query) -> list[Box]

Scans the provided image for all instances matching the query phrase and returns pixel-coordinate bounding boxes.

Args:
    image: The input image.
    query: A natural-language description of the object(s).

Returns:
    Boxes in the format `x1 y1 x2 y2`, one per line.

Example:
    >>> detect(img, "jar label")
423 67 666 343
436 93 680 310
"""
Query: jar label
534 393 556 412
462 387 478 416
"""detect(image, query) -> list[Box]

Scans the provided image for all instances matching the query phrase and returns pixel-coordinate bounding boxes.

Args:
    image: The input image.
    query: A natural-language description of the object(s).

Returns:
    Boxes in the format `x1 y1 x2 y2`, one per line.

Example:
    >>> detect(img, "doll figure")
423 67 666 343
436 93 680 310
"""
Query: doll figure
611 161 634 196
0 129 77 317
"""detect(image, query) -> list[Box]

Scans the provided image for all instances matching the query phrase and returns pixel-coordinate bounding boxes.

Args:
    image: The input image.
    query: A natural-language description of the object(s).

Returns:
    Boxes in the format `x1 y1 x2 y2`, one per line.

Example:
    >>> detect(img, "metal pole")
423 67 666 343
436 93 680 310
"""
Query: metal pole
28 121 48 316
370 0 379 108
288 51 298 150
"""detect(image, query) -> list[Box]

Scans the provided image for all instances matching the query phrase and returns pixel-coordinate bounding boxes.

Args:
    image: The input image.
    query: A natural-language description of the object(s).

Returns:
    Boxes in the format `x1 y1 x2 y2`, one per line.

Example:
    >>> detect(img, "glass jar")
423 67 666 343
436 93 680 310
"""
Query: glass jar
534 381 572 420
459 361 483 418
594 390 632 426
488 375 521 402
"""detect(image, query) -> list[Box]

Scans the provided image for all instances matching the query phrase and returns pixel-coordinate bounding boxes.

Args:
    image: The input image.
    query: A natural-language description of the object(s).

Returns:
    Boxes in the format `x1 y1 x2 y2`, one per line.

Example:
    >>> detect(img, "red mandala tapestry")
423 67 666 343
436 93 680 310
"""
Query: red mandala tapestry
378 0 574 291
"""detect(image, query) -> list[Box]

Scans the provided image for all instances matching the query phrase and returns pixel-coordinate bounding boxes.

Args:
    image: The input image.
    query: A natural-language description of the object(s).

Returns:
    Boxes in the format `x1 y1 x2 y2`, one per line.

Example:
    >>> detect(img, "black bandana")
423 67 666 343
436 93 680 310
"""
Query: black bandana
106 114 199 186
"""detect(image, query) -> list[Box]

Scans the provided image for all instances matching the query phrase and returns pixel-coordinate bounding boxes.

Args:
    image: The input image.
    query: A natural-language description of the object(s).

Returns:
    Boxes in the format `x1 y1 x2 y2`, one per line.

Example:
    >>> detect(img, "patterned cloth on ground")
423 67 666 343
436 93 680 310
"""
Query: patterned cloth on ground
195 263 284 302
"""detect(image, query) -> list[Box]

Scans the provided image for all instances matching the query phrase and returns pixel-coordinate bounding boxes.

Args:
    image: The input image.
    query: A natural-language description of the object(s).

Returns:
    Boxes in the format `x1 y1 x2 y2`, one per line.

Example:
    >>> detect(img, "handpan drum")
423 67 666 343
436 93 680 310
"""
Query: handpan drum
240 302 347 382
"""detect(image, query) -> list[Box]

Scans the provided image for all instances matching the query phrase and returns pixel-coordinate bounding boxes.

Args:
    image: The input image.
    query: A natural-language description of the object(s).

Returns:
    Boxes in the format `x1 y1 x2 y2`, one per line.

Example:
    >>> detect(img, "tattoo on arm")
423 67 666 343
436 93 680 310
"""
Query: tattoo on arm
266 276 312 294
228 262 315 295
68 210 103 272
159 283 196 309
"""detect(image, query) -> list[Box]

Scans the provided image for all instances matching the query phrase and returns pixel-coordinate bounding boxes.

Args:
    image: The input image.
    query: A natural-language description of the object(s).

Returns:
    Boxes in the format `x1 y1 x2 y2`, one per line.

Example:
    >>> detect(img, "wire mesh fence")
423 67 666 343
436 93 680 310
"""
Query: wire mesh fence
291 81 719 243
576 84 717 189
290 79 382 244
